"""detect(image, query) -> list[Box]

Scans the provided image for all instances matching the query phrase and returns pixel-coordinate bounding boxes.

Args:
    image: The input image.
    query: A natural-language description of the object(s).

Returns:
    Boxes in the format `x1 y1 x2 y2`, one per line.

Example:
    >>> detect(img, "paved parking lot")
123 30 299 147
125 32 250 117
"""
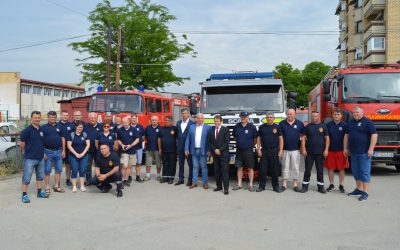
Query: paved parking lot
0 162 399 250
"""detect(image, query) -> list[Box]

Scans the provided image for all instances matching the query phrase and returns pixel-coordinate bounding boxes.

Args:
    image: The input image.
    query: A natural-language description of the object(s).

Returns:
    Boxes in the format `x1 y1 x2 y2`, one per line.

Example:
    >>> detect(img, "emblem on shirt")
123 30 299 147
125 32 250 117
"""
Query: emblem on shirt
111 127 114 130
137 128 140 131
129 132 133 136
81 137 84 141
357 122 362 127
67 127 71 131
96 128 100 131
170 130 175 135
245 130 248 134
319 127 323 133
156 129 159 133
108 160 113 167
40 132 44 136
109 136 112 140
272 128 277 134
294 125 297 129
56 128 60 132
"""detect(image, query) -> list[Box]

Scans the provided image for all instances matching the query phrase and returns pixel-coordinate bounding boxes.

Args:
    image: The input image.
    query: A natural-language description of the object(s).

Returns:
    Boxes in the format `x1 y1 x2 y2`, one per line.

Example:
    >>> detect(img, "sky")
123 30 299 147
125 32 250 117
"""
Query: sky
0 0 339 94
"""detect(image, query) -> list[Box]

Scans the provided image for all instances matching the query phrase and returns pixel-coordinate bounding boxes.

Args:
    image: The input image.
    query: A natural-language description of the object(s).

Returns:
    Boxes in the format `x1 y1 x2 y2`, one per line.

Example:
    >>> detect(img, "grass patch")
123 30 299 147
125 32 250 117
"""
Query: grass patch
0 156 22 176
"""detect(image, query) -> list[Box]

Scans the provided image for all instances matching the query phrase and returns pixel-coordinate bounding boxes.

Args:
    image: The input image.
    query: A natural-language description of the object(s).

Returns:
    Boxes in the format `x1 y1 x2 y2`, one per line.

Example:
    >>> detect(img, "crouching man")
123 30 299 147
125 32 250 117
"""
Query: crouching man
91 143 123 198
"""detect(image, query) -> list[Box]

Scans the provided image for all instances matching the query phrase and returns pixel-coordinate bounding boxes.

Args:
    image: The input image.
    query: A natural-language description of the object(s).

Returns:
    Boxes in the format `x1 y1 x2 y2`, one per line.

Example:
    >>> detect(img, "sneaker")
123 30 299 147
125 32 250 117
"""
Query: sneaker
280 186 286 192
66 179 72 187
127 176 133 184
256 187 265 192
348 188 363 196
22 194 30 203
327 184 334 192
339 185 345 193
80 186 86 192
72 186 77 193
103 184 112 193
318 186 327 194
248 186 256 192
136 176 143 183
359 192 369 201
37 190 49 198
232 186 243 191
143 176 150 181
117 190 123 198
293 187 300 192
156 176 161 181
123 180 130 187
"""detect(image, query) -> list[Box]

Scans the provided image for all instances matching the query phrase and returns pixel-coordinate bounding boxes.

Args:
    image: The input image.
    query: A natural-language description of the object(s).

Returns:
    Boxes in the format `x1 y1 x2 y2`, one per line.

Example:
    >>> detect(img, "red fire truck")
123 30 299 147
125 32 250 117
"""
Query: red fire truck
308 64 400 171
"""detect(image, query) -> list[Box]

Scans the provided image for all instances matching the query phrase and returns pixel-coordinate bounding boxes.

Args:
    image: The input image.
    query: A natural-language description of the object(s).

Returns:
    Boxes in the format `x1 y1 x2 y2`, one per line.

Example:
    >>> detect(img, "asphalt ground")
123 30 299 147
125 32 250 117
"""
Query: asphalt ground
0 162 399 250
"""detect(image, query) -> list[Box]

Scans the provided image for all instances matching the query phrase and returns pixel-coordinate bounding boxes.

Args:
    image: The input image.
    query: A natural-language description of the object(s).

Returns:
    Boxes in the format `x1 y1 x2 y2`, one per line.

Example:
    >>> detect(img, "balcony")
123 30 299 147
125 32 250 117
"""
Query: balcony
363 20 385 42
364 52 386 64
364 0 385 20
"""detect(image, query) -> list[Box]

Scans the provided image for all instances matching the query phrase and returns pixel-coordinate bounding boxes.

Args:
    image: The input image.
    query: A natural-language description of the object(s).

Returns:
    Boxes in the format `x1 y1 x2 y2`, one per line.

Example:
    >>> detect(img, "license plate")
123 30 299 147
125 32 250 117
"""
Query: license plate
229 155 235 164
373 152 394 158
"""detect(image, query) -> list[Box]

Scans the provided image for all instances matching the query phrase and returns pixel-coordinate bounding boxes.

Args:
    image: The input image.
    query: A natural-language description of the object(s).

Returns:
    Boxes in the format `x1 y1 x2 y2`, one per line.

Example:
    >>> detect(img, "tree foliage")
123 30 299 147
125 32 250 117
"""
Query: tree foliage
69 0 196 90
273 61 331 107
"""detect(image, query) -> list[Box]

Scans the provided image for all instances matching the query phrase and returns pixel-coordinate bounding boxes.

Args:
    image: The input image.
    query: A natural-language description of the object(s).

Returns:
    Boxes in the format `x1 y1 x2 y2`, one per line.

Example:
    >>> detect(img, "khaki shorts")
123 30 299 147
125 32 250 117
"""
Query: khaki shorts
281 150 300 180
145 150 161 168
121 153 137 167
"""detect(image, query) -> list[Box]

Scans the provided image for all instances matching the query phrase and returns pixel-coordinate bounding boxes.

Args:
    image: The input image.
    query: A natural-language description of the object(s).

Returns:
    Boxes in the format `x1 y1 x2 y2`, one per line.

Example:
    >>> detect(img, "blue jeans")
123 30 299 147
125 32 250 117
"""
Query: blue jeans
22 159 45 185
44 149 63 175
191 149 208 184
68 154 89 179
86 152 96 181
350 153 371 183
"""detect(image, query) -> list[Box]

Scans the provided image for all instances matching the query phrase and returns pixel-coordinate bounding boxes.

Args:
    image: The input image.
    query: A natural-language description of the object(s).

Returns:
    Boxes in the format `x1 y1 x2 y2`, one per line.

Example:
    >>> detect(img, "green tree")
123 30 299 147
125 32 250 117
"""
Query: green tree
69 0 196 90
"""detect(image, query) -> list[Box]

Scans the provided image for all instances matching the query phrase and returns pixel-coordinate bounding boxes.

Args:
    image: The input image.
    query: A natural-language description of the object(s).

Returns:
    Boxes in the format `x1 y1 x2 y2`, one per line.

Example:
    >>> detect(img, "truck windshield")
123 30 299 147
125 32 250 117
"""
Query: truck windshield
342 73 400 102
201 85 283 113
90 94 144 113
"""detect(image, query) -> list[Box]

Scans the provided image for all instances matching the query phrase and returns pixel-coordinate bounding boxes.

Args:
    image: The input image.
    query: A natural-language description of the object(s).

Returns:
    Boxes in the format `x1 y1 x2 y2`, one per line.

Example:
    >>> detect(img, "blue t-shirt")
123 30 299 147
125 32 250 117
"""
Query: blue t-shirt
95 152 120 174
41 123 63 149
326 121 347 152
96 132 116 151
145 125 162 151
233 122 258 150
346 116 377 154
159 126 178 153
67 132 88 154
20 125 44 160
303 123 328 154
131 124 144 150
85 123 103 152
279 119 304 151
258 123 282 149
117 126 137 154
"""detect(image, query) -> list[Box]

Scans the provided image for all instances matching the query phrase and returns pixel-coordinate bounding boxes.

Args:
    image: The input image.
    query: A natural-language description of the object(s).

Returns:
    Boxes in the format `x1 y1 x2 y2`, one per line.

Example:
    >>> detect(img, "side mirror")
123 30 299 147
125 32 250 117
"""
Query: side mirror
287 91 297 109
189 98 197 115
323 94 331 101
322 80 330 95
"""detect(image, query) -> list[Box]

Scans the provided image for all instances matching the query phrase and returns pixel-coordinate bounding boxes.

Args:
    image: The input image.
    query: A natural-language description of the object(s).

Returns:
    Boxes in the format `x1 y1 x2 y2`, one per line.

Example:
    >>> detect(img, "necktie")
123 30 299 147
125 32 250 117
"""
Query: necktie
215 127 219 141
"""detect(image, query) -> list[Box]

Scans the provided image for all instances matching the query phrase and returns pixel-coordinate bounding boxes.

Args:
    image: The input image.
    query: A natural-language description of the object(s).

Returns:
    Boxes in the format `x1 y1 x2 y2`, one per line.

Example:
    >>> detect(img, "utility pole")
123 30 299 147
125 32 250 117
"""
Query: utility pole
106 22 112 91
115 26 122 89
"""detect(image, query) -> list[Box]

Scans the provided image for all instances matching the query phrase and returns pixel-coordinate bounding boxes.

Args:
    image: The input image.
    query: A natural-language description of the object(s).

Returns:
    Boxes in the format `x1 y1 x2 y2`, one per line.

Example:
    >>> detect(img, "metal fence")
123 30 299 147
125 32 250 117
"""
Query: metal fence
0 133 23 176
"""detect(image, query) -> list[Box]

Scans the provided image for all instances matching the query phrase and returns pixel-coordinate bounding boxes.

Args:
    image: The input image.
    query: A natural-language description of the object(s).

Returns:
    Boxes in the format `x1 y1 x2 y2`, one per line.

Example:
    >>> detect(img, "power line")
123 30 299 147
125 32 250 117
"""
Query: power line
44 0 87 17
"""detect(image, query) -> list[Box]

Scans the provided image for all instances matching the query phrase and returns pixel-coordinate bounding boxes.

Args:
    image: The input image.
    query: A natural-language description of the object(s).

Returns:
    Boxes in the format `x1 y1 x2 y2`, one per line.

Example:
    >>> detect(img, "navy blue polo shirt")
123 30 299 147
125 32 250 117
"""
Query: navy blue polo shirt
346 116 377 154
160 126 178 153
279 119 304 151
117 126 137 154
258 123 282 149
96 132 116 151
66 132 88 154
326 121 347 152
85 123 103 152
58 121 73 138
303 123 328 154
20 125 44 160
95 152 120 174
131 124 144 150
41 123 63 149
69 121 87 133
145 125 162 151
233 122 258 150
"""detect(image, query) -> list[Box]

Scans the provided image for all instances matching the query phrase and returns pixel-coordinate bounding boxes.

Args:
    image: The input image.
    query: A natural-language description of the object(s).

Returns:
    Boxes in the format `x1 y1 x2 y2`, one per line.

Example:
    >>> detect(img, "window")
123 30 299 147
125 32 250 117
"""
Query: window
62 90 70 98
44 88 52 96
54 89 61 96
355 0 362 8
71 91 77 98
21 85 31 94
33 86 42 95
340 21 346 31
356 21 363 33
146 98 156 113
355 48 362 59
77 92 84 97
367 37 385 52
155 99 162 112
163 100 170 113
341 1 346 11
340 41 347 51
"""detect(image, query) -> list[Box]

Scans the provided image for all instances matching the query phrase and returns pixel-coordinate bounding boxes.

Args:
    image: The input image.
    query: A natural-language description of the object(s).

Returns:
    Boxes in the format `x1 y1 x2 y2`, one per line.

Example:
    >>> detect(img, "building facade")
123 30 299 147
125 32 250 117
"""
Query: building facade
336 0 400 67
0 72 85 120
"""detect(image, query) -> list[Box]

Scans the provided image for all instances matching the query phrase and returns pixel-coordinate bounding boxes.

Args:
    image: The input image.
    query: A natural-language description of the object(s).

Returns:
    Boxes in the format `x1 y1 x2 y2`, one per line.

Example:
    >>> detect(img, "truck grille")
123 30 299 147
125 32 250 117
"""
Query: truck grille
377 131 400 145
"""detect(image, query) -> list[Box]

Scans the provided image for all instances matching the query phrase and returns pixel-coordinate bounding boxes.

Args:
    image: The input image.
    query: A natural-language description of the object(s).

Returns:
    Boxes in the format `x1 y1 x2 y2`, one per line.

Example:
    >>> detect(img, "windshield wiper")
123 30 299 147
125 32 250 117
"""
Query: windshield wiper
346 96 380 103
380 95 400 99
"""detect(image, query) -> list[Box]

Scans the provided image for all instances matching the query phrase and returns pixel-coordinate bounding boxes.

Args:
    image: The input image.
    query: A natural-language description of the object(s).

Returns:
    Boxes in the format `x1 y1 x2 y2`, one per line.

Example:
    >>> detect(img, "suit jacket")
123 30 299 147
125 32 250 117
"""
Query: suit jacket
208 126 230 157
185 123 211 156
176 119 195 152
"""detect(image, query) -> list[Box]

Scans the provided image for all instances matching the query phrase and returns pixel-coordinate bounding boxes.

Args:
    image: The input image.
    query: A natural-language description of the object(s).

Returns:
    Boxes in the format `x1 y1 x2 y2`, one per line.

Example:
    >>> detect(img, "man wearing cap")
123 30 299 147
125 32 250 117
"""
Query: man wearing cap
232 111 258 192
279 109 304 192
344 106 377 201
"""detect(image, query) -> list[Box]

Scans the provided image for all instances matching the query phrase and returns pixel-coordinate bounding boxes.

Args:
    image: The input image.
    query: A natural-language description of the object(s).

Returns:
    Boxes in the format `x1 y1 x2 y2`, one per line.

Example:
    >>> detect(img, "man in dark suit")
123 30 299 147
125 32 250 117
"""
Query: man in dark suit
208 115 230 195
175 108 195 186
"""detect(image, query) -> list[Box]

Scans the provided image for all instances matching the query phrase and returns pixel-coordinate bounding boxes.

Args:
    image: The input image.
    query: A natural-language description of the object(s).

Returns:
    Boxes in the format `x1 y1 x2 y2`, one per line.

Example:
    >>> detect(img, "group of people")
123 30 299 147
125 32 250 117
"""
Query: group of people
19 106 377 203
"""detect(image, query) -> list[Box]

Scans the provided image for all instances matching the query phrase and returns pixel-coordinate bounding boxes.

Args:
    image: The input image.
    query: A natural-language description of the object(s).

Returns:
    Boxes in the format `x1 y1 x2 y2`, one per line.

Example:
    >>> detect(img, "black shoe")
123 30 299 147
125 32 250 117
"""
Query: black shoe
224 190 229 195
100 184 112 193
66 179 72 187
186 181 192 187
123 180 130 187
339 185 345 193
168 179 173 184
160 178 168 183
273 188 281 193
280 186 286 192
293 187 300 192
127 176 133 183
327 184 334 192
175 180 184 186
96 184 105 192
117 190 123 198
136 176 143 183
300 186 308 193
214 188 222 192
318 186 327 194
256 187 265 192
